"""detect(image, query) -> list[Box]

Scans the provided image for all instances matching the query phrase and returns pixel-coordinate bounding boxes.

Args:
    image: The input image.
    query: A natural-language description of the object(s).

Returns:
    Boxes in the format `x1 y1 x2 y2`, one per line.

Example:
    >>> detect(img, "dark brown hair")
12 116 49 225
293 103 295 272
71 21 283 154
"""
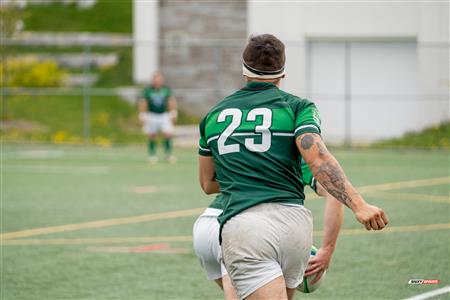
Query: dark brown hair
242 34 285 71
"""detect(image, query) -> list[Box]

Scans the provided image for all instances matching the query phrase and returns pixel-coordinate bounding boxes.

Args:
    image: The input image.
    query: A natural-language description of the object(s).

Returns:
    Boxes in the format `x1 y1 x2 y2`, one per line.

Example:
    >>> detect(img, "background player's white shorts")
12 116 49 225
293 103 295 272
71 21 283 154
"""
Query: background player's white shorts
193 208 228 280
221 203 313 299
142 112 173 135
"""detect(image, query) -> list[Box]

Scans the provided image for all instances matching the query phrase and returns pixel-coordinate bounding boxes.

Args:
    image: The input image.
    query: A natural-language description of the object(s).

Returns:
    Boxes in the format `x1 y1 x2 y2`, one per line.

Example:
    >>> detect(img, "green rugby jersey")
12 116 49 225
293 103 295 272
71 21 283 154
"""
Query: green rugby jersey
141 86 172 114
209 160 317 210
198 81 321 227
301 158 317 193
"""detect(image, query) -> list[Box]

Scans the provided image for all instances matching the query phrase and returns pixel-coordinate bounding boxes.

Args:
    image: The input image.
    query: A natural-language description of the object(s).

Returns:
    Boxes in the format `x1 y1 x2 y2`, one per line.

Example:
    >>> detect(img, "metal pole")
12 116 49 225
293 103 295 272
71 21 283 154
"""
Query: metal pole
305 42 310 98
1 34 8 121
344 42 352 148
214 45 223 99
83 43 91 143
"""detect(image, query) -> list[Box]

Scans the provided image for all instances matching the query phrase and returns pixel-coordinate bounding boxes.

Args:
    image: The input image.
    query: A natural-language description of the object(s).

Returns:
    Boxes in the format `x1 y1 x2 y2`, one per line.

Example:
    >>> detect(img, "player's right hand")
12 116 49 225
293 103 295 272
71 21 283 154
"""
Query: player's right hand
354 203 388 231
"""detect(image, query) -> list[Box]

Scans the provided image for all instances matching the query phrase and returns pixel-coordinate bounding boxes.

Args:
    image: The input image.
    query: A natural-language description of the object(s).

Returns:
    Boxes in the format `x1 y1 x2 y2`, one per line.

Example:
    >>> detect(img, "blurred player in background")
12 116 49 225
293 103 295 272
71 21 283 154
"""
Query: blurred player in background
139 71 177 164
193 161 343 299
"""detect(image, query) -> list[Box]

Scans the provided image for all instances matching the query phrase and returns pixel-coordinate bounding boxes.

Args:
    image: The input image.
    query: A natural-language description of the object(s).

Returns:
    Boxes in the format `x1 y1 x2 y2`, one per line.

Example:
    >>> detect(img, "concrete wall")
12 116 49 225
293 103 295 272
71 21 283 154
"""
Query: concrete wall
158 0 247 115
248 1 449 142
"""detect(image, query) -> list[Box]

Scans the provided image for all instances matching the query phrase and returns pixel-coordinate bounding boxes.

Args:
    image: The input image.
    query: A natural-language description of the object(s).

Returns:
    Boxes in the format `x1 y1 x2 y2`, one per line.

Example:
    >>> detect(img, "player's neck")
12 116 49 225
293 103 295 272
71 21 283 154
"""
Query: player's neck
246 79 281 87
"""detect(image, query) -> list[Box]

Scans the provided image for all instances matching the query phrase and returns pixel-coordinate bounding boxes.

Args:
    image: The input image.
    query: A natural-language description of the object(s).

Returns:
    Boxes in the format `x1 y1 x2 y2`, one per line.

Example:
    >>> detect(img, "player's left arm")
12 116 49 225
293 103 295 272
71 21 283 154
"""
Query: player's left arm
305 181 344 284
198 156 220 194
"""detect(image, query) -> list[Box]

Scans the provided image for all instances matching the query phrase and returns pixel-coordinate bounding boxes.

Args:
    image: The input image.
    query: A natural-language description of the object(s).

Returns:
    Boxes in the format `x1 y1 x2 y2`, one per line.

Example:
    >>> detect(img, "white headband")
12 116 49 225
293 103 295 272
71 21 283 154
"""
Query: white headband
242 61 285 79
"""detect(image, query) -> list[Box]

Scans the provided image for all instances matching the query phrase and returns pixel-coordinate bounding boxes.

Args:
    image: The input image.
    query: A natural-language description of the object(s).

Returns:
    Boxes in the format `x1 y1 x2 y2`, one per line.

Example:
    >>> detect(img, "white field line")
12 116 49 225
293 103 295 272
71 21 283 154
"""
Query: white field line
403 286 450 300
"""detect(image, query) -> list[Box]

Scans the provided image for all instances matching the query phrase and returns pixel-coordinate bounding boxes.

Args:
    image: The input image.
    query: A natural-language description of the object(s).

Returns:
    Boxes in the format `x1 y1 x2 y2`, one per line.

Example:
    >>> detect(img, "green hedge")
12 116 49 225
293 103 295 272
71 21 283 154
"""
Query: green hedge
22 0 132 33
373 122 450 149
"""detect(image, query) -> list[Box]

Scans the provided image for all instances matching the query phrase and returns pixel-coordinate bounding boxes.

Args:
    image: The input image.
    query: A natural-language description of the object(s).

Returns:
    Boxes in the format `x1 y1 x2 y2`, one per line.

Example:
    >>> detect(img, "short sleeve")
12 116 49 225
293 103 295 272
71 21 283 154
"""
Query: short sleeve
294 101 321 138
166 87 172 98
198 117 212 156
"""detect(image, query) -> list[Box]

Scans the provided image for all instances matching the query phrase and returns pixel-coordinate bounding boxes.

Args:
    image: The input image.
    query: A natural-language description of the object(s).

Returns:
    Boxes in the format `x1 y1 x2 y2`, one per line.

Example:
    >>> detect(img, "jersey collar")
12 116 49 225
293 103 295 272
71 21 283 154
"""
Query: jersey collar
242 81 278 91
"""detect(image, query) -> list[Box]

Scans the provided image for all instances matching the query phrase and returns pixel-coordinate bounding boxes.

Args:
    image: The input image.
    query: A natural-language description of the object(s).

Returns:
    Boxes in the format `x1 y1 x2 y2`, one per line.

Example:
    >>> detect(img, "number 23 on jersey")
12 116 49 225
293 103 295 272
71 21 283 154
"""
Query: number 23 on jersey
217 108 272 155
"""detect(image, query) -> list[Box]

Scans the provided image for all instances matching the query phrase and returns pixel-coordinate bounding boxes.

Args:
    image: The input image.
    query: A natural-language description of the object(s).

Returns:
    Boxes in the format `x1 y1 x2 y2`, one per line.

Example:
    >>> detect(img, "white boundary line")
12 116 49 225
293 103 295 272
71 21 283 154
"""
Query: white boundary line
403 286 450 300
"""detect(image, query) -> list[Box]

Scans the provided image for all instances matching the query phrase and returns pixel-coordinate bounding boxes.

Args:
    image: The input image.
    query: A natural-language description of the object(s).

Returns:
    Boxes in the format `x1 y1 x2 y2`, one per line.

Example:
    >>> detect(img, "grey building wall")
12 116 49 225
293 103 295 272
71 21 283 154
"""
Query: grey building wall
159 0 247 116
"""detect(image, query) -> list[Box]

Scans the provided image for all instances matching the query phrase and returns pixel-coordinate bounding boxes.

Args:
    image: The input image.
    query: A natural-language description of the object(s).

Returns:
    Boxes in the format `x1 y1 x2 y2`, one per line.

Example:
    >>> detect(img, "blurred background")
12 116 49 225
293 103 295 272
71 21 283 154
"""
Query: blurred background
2 0 449 147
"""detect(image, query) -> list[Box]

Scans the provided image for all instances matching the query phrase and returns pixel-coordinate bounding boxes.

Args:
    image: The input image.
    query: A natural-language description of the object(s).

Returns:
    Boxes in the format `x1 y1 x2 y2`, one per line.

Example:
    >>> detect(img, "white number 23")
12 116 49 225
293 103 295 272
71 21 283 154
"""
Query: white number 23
217 108 272 155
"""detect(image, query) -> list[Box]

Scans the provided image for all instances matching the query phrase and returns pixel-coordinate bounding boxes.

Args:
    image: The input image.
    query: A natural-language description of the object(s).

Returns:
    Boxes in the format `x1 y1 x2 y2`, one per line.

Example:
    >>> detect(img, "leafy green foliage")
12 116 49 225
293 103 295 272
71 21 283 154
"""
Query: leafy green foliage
22 0 132 33
2 95 143 144
373 121 450 149
2 56 67 87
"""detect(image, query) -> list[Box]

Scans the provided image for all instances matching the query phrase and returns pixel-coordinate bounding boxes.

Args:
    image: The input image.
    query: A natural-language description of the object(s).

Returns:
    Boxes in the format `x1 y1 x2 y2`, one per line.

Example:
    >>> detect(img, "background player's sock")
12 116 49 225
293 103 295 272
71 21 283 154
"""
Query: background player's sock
164 138 172 155
148 139 156 156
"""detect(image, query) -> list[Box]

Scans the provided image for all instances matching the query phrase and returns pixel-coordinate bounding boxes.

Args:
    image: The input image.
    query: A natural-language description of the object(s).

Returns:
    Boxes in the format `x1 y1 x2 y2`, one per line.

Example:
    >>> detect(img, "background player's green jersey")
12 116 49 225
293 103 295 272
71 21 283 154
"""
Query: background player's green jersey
198 81 321 228
208 159 317 210
141 86 172 114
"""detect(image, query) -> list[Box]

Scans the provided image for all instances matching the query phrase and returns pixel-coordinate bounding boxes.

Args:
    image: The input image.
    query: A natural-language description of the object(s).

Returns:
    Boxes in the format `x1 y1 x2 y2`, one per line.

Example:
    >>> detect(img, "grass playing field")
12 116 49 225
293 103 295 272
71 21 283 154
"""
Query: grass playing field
2 143 449 300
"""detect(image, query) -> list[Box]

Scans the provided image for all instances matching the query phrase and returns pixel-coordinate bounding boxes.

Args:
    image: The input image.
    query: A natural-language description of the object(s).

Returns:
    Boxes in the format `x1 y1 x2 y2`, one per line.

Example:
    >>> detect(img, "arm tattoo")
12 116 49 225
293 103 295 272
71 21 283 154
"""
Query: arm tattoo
315 161 352 208
300 134 314 150
315 141 328 156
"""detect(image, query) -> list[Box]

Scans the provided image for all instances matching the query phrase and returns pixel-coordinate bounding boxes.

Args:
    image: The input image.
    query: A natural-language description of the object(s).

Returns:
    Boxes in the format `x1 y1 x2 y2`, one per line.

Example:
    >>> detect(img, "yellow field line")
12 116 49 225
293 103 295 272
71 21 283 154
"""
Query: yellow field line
370 192 449 203
356 176 450 194
305 176 450 201
0 208 204 240
1 176 449 241
3 223 449 246
2 236 192 246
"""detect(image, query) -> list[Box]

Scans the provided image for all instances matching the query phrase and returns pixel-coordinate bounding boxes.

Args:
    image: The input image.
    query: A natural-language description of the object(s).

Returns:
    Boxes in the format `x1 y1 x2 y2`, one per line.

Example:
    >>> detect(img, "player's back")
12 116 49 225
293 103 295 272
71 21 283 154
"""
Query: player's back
199 81 321 226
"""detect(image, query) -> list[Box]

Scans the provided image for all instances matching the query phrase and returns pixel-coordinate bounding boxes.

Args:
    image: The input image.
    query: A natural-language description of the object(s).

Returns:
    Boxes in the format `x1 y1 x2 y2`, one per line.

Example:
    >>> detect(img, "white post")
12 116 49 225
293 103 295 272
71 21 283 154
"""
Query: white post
133 0 159 84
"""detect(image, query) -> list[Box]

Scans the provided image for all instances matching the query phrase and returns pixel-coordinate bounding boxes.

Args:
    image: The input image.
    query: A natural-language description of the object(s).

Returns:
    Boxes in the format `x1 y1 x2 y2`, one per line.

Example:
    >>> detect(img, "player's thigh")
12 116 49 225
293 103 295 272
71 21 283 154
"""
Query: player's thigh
246 276 287 300
221 205 283 299
161 113 174 136
193 215 222 280
280 206 313 289
147 113 164 134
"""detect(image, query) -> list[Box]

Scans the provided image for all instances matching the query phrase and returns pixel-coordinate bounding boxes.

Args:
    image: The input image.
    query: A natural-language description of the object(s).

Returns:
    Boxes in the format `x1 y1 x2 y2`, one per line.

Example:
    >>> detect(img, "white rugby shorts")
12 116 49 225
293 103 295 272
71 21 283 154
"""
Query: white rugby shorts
192 208 228 280
221 203 313 299
142 112 173 135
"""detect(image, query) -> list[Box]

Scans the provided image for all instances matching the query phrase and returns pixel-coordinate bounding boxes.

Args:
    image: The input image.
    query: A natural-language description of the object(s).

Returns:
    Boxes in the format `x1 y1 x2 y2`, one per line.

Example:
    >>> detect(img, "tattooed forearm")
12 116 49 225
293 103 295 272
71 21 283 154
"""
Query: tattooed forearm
300 134 314 150
315 141 328 156
315 161 352 208
297 133 359 209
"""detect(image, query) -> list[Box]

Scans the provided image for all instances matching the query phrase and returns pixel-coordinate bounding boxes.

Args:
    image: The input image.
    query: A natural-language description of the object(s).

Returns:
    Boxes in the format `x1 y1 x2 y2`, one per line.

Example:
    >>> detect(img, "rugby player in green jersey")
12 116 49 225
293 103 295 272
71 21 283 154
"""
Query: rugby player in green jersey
138 71 178 164
198 34 388 300
193 161 343 299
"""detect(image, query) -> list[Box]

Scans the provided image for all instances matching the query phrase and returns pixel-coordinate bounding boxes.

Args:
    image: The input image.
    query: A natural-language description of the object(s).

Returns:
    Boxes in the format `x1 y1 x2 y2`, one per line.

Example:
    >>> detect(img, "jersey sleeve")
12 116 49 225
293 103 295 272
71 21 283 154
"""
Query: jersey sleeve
294 100 321 138
198 116 212 156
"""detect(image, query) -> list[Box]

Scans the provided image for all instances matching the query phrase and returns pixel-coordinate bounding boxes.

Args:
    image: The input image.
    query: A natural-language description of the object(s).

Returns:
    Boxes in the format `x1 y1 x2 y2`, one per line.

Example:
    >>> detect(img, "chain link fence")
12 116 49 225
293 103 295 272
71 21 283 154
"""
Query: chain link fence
2 38 449 146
